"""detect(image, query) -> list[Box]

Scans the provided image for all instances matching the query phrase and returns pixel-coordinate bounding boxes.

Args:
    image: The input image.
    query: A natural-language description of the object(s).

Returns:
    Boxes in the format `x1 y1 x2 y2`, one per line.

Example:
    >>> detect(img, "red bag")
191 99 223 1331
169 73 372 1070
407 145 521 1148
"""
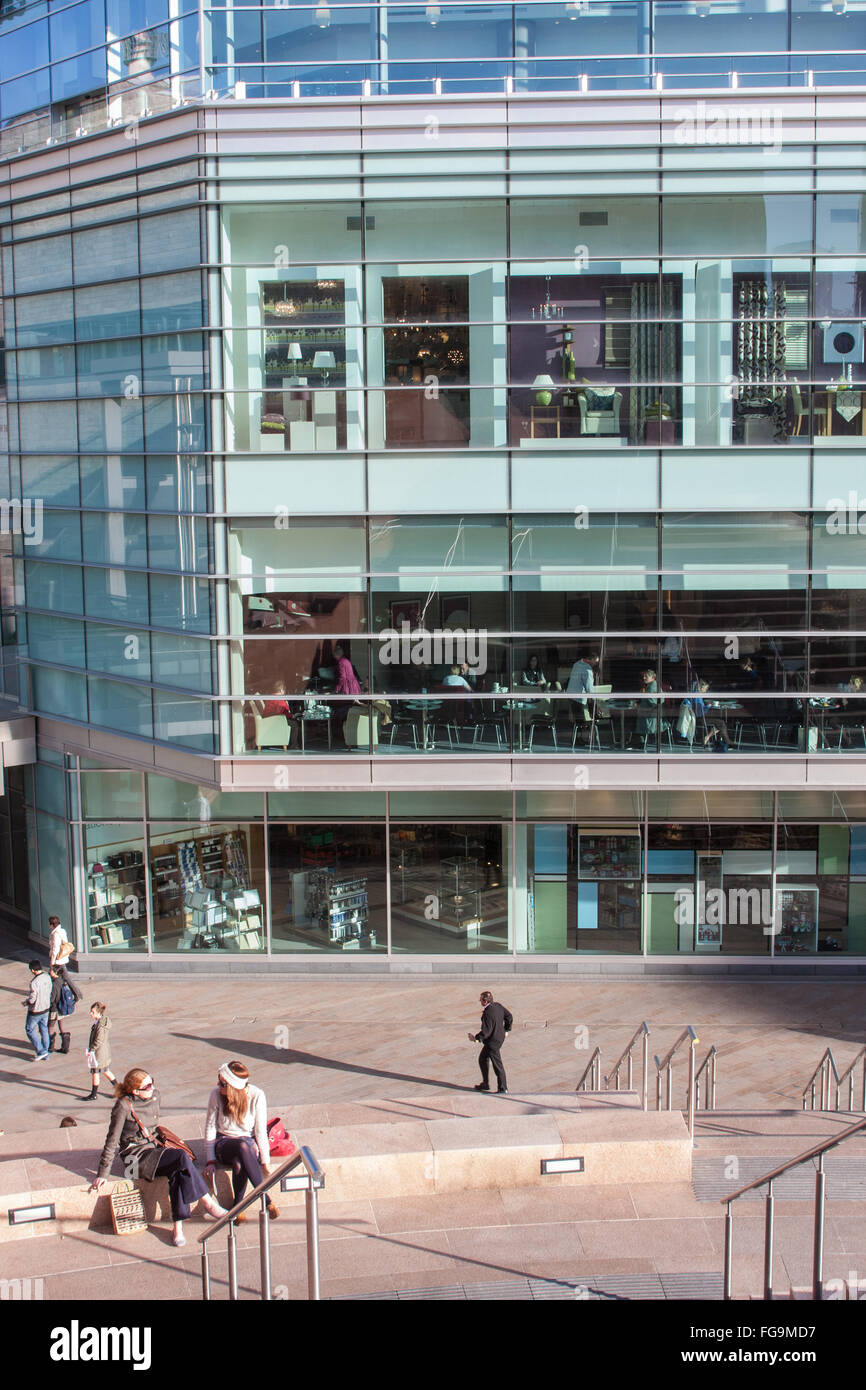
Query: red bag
267 1118 296 1157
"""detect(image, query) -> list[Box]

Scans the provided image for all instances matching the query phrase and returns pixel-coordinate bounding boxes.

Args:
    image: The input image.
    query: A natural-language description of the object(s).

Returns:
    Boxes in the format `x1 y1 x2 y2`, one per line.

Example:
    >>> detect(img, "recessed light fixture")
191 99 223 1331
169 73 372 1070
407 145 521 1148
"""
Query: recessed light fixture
8 1202 56 1226
541 1157 585 1175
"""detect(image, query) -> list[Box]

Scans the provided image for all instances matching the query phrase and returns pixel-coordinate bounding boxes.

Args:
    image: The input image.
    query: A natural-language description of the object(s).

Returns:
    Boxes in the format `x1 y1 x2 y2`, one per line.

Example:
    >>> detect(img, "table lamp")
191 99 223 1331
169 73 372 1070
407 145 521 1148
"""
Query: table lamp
533 374 555 406
284 342 303 385
313 350 336 385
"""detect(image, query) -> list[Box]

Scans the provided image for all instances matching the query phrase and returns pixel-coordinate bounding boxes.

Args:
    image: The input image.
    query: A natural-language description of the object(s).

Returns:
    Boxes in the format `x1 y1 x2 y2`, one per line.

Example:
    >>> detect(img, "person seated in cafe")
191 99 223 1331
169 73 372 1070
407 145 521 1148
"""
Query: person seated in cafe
333 642 392 728
442 664 472 690
261 679 294 720
822 674 865 746
689 677 731 752
520 654 562 690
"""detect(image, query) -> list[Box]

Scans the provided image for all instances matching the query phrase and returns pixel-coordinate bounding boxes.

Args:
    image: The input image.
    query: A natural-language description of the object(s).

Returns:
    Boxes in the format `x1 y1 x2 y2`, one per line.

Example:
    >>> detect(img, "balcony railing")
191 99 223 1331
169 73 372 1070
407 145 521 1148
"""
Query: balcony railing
4 49 866 158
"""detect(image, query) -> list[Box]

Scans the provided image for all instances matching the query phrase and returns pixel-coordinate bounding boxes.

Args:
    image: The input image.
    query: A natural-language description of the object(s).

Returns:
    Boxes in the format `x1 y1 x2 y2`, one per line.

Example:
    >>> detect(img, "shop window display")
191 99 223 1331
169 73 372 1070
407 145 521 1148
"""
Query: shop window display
84 827 149 953
268 822 386 952
258 277 347 451
645 823 772 955
149 823 266 952
509 274 681 447
383 275 470 447
515 823 641 952
390 822 509 953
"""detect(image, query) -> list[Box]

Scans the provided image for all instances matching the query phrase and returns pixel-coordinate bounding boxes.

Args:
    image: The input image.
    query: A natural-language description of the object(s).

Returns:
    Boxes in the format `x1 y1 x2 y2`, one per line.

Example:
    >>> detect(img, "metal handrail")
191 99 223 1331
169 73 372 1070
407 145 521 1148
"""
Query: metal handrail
802 1047 841 1112
836 1048 866 1113
604 1021 650 1111
654 1026 699 1138
694 1045 718 1112
655 1026 698 1075
575 1046 602 1094
199 1146 324 1301
721 1115 866 1301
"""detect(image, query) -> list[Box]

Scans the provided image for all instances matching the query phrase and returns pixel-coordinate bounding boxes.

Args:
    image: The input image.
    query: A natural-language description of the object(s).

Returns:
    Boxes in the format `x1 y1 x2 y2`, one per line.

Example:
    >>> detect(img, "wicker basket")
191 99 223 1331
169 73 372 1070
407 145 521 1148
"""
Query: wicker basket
109 1180 147 1236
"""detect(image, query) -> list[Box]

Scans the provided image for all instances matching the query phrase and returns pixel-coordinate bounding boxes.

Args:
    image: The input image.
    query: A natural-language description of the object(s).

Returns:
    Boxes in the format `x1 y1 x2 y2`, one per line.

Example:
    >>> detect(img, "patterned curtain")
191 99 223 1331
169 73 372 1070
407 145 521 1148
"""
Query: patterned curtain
738 280 788 440
629 280 678 445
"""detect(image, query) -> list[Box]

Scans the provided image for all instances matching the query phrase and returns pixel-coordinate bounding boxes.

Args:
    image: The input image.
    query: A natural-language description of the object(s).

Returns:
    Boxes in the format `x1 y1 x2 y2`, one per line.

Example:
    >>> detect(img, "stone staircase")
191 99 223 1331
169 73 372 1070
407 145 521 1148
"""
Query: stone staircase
0 1089 690 1243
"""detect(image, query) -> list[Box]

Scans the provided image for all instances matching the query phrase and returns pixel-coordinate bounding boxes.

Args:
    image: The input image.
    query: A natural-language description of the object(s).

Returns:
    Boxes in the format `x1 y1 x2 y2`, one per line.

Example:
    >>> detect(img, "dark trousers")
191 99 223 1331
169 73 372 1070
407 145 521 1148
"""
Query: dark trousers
214 1135 263 1205
153 1148 209 1221
479 1044 507 1091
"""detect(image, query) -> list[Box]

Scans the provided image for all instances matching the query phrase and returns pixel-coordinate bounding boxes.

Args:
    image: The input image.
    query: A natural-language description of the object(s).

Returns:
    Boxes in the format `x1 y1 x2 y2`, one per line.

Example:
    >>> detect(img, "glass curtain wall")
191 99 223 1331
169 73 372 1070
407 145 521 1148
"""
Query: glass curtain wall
59 768 866 955
4 164 215 752
227 510 866 757
222 194 866 454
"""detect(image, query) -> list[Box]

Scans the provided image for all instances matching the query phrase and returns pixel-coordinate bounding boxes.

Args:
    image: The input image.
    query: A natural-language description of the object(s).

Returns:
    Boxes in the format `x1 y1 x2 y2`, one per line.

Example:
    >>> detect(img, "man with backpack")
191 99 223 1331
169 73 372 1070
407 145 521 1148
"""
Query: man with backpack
468 990 513 1094
48 965 81 1053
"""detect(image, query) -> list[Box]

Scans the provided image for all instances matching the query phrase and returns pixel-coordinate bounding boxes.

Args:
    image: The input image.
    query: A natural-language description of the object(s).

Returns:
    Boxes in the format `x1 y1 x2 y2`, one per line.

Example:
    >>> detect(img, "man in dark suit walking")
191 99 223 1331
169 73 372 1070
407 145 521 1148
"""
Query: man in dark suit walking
468 990 513 1094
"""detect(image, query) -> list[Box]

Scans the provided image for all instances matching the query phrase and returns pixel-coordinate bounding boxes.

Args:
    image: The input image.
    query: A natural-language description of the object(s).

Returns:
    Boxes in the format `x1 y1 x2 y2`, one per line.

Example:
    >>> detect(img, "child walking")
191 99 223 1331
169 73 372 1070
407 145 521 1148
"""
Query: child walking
83 1002 116 1101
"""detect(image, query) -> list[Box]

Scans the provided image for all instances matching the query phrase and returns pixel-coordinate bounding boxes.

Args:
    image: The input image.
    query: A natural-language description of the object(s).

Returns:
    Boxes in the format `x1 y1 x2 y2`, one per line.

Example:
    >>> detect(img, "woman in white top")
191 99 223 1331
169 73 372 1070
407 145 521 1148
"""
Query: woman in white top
204 1060 279 1220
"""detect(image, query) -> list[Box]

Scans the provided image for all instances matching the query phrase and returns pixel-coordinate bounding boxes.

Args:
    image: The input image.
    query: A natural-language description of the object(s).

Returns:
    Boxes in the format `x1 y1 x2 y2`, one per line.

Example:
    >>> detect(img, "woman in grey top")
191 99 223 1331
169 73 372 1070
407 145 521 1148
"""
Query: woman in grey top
89 1067 226 1246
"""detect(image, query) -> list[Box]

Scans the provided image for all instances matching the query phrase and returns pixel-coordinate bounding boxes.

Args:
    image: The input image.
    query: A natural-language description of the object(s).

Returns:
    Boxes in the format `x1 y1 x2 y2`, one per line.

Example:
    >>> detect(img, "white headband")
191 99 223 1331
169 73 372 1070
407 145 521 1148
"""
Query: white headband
219 1064 248 1090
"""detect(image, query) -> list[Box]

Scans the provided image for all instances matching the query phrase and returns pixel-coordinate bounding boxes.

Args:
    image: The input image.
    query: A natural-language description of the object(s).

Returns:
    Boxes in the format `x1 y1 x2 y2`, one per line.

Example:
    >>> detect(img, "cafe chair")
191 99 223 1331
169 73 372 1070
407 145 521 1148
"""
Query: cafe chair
527 710 559 750
588 699 615 750
388 705 420 750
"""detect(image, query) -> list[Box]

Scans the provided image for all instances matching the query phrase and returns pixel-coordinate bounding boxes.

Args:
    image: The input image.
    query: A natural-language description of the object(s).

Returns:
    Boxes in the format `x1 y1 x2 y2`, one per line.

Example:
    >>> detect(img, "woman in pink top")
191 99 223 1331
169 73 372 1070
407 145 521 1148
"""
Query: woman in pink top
332 644 391 726
333 644 362 695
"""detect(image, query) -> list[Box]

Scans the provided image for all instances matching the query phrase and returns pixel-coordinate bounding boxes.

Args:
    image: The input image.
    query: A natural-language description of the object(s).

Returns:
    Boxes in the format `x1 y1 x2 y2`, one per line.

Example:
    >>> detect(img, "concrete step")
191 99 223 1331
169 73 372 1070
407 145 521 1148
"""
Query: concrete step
0 1095 690 1241
692 1152 866 1202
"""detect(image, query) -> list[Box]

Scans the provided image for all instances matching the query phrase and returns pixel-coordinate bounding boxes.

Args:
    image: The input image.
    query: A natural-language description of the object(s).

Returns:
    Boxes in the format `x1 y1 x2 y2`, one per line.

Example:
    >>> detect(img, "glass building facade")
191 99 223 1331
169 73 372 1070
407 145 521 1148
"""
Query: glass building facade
2 3 866 965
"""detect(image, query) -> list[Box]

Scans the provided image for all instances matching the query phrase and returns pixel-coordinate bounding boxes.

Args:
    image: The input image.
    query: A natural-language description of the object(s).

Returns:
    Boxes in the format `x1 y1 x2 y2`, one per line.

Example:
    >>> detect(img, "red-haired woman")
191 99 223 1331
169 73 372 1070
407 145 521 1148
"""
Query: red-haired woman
89 1068 226 1246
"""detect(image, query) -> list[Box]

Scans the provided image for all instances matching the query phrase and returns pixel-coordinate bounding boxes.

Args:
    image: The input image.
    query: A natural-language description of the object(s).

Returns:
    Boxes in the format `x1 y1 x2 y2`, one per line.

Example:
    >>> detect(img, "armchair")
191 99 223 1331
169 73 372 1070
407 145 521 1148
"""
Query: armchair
343 706 379 749
250 700 292 751
577 389 623 436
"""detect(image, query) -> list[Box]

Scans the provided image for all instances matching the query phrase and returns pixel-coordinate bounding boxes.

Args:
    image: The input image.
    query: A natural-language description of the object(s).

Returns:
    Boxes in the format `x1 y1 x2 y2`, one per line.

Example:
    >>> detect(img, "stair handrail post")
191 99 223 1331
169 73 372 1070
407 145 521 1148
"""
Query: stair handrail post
227 1220 239 1301
259 1194 272 1301
813 1155 826 1301
723 1202 733 1301
306 1180 321 1301
687 1032 697 1140
642 1027 649 1111
763 1180 775 1301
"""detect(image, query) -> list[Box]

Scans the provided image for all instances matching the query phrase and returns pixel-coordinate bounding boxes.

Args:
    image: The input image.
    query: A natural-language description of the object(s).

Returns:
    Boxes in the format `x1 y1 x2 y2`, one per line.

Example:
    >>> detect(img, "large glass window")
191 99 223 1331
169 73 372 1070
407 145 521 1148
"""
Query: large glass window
269 821 386 952
646 823 772 956
390 821 509 954
150 822 266 953
85 825 148 954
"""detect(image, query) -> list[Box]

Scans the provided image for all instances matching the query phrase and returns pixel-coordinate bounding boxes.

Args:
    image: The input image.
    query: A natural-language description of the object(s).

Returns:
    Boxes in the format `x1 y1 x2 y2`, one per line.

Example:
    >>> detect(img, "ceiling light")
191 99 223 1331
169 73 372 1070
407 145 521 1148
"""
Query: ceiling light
426 3 441 23
315 2 331 26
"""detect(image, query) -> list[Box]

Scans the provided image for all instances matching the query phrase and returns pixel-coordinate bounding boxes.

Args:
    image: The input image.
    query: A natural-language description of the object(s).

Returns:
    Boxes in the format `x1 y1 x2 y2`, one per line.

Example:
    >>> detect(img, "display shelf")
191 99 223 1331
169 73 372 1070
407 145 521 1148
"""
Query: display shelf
306 869 371 946
775 885 819 954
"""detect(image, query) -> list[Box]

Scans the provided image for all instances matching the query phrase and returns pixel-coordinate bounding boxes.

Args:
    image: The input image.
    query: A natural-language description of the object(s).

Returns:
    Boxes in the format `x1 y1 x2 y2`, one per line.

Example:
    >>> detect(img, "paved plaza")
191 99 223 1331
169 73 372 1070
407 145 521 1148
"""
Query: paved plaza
2 943 865 1301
